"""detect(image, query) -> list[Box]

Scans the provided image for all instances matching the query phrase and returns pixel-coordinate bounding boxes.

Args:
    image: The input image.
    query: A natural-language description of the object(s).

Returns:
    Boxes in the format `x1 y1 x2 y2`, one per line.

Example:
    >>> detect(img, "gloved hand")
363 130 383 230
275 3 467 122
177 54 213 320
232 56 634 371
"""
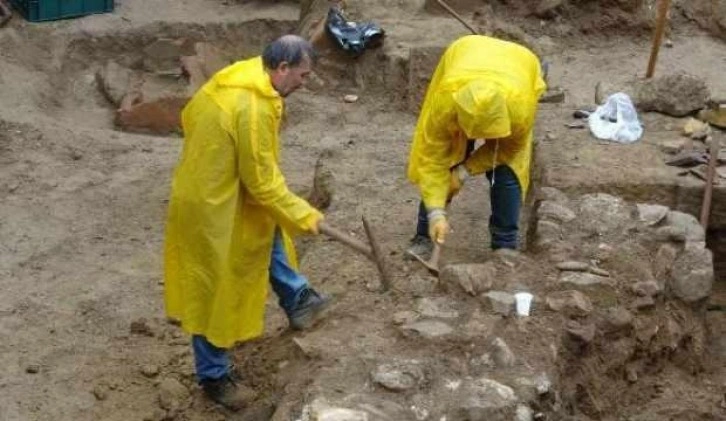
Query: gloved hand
308 213 324 235
427 209 450 244
448 164 470 199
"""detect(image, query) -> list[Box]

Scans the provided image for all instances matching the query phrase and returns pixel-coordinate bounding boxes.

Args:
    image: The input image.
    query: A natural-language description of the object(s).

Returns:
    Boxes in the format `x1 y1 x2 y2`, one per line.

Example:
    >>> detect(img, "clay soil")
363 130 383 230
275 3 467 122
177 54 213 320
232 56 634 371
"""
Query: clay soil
1 0 726 420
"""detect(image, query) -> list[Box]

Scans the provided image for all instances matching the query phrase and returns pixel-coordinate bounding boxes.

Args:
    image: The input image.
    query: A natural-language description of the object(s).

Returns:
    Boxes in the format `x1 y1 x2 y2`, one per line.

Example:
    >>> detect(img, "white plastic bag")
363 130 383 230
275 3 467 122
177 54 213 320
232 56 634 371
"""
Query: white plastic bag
588 92 643 143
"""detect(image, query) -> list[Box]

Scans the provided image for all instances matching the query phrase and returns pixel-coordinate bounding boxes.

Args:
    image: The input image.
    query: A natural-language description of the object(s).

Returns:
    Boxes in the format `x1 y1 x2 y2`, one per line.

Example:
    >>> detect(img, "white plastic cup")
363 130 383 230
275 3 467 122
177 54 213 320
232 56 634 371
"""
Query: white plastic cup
514 292 534 317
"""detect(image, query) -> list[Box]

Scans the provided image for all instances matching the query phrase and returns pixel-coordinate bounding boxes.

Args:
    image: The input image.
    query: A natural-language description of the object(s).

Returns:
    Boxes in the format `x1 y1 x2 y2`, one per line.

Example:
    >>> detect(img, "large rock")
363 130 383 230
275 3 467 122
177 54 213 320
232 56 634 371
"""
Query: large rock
636 73 710 117
534 220 562 248
559 272 612 287
537 187 570 204
481 291 515 316
546 290 593 317
451 377 518 421
669 243 713 303
576 194 631 235
95 61 135 107
488 337 516 368
636 204 668 226
302 399 368 421
400 320 453 339
372 361 424 392
663 211 705 243
416 297 461 319
439 262 496 296
537 201 576 224
157 377 190 413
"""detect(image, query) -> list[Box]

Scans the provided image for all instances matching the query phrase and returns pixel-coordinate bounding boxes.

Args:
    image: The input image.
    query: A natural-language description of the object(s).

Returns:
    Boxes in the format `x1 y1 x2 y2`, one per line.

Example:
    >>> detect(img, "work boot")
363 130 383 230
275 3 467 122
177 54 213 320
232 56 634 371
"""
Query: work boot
287 288 331 330
201 375 257 411
405 234 433 262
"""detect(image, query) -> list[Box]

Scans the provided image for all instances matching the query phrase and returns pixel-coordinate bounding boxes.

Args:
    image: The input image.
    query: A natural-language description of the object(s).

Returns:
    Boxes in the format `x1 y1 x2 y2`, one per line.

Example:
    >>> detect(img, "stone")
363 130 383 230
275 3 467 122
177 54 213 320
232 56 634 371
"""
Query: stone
372 361 424 392
416 297 460 319
95 61 135 107
141 364 160 378
157 378 189 412
537 187 569 204
537 200 576 223
535 0 564 18
493 248 523 268
439 262 496 296
546 290 593 317
670 243 713 303
633 295 656 310
343 94 359 103
130 318 154 336
539 87 565 103
636 73 710 117
25 364 40 374
453 377 518 420
534 220 562 247
654 225 687 243
142 38 194 72
631 280 661 297
516 405 534 421
489 337 516 368
600 306 634 334
565 320 596 344
392 311 419 325
659 139 689 154
482 291 515 316
559 272 611 287
534 373 552 395
400 320 453 339
93 385 108 401
556 261 590 272
683 117 711 139
636 204 668 226
577 194 631 235
664 211 705 243
302 399 368 421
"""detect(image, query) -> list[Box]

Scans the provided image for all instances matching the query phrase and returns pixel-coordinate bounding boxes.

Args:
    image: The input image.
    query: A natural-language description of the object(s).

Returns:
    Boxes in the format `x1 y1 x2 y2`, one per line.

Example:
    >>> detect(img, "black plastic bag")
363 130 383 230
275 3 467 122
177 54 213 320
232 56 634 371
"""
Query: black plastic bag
325 6 385 57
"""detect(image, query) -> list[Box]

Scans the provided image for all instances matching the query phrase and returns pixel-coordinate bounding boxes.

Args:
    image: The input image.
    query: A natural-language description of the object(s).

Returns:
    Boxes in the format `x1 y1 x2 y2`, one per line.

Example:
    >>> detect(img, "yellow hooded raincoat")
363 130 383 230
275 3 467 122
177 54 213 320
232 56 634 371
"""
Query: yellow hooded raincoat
407 35 547 210
164 57 321 349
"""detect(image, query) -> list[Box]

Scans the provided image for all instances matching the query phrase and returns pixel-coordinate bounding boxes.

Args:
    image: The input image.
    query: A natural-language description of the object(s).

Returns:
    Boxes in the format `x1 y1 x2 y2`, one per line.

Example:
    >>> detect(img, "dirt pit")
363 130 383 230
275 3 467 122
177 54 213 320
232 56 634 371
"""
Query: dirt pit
1 0 726 420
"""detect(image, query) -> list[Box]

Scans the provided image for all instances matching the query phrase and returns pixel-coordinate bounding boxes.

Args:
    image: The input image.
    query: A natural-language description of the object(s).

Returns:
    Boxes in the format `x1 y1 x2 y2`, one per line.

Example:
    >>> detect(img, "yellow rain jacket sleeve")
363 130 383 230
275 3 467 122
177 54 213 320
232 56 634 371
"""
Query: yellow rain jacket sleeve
164 57 321 349
407 35 547 210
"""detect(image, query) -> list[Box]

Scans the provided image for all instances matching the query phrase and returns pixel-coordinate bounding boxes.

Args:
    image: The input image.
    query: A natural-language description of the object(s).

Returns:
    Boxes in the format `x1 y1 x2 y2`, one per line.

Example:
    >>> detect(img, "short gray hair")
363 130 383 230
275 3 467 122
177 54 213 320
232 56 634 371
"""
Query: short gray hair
262 35 317 69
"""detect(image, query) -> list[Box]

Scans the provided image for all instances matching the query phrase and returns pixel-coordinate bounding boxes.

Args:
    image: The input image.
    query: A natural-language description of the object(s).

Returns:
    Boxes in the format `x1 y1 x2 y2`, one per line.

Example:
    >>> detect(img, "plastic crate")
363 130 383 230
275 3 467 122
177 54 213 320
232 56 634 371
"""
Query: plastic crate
10 0 114 22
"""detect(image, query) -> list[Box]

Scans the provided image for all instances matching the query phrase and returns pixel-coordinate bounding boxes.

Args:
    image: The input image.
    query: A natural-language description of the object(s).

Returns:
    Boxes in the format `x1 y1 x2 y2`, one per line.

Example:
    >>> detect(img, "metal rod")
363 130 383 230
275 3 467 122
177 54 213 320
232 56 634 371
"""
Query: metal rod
435 0 479 35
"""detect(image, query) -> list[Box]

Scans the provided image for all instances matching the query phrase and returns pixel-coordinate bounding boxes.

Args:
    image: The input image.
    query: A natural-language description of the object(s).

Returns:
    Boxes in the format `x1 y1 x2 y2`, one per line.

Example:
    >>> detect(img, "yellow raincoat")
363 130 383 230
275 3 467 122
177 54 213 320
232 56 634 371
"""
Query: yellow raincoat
407 35 547 210
164 57 321 349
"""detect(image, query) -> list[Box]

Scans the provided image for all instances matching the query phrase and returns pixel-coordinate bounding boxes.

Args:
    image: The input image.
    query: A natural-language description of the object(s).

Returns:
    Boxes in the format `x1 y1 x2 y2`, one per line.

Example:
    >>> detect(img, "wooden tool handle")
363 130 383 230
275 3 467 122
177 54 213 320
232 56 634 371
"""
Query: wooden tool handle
645 0 671 78
700 136 719 228
362 216 392 291
319 223 373 260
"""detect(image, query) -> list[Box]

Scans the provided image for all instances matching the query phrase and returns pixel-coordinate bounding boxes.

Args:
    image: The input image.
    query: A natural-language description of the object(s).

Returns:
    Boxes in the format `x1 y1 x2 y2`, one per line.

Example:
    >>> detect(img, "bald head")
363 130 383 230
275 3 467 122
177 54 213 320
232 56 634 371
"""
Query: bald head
262 35 316 70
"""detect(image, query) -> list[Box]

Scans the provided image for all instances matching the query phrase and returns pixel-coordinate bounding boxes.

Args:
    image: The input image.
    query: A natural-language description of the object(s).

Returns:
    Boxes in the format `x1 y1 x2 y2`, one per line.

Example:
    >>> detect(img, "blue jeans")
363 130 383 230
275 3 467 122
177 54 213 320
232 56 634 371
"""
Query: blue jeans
416 165 521 250
193 229 308 382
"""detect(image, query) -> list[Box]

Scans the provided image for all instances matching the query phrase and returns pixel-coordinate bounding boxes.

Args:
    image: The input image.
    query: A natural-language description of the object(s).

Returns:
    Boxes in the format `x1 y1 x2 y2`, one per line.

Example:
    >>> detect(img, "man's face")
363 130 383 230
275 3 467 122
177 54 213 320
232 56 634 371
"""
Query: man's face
271 57 312 97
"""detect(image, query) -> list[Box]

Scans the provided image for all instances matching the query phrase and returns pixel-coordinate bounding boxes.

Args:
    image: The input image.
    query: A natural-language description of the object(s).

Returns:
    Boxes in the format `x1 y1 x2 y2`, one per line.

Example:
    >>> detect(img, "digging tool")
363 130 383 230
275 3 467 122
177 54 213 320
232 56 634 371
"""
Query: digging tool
434 0 479 35
410 243 442 276
645 0 671 78
700 135 720 228
318 220 393 291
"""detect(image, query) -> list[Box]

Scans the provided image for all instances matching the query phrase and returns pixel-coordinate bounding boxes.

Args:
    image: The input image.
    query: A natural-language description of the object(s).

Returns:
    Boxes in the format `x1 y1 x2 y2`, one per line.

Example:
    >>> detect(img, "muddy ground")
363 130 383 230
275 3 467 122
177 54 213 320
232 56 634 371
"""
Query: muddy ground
1 0 726 420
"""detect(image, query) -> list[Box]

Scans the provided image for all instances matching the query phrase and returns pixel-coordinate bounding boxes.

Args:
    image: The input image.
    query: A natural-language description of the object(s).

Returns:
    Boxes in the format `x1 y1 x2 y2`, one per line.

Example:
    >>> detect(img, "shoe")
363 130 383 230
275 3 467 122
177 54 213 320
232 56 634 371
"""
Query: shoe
405 234 433 262
287 288 331 331
201 374 257 411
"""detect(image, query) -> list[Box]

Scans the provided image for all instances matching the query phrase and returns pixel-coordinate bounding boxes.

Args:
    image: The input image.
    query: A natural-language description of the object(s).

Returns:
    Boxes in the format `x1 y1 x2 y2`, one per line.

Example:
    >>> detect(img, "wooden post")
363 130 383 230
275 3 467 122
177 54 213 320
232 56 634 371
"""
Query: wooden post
645 0 671 79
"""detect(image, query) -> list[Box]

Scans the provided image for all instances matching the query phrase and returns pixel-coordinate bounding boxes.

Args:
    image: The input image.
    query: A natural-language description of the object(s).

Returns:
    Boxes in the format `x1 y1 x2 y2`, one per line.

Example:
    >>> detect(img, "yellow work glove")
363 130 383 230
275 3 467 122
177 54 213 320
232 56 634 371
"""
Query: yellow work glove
307 212 324 235
427 209 450 244
448 164 470 200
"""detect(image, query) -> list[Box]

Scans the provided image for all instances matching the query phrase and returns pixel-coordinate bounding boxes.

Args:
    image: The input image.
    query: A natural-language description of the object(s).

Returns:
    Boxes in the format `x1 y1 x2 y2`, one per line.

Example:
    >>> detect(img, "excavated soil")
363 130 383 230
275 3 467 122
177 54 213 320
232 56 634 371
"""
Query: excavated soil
1 1 726 420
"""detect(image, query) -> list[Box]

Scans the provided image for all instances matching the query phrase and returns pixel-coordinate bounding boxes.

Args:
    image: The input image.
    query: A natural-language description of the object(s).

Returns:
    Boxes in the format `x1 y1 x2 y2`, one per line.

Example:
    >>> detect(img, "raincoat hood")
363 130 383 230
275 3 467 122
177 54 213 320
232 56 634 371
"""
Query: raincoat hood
454 80 512 140
212 56 280 99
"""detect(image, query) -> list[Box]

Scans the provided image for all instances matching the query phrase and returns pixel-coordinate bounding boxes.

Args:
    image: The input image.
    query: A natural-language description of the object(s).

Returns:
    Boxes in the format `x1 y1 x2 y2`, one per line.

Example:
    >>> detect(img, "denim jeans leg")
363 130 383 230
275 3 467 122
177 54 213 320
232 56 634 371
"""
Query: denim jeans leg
269 229 309 314
415 201 429 237
192 335 230 382
486 165 521 250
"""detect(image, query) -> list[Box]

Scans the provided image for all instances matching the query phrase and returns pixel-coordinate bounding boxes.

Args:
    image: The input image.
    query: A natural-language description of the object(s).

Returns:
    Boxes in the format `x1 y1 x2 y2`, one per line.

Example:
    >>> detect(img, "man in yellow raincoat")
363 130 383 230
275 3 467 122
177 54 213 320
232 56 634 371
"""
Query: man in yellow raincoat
164 35 330 410
406 35 546 258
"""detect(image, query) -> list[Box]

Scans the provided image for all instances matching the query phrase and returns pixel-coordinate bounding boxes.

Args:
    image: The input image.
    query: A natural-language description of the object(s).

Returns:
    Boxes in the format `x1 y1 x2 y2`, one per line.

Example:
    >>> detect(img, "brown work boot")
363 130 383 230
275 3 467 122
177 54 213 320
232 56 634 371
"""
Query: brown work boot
201 375 257 411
